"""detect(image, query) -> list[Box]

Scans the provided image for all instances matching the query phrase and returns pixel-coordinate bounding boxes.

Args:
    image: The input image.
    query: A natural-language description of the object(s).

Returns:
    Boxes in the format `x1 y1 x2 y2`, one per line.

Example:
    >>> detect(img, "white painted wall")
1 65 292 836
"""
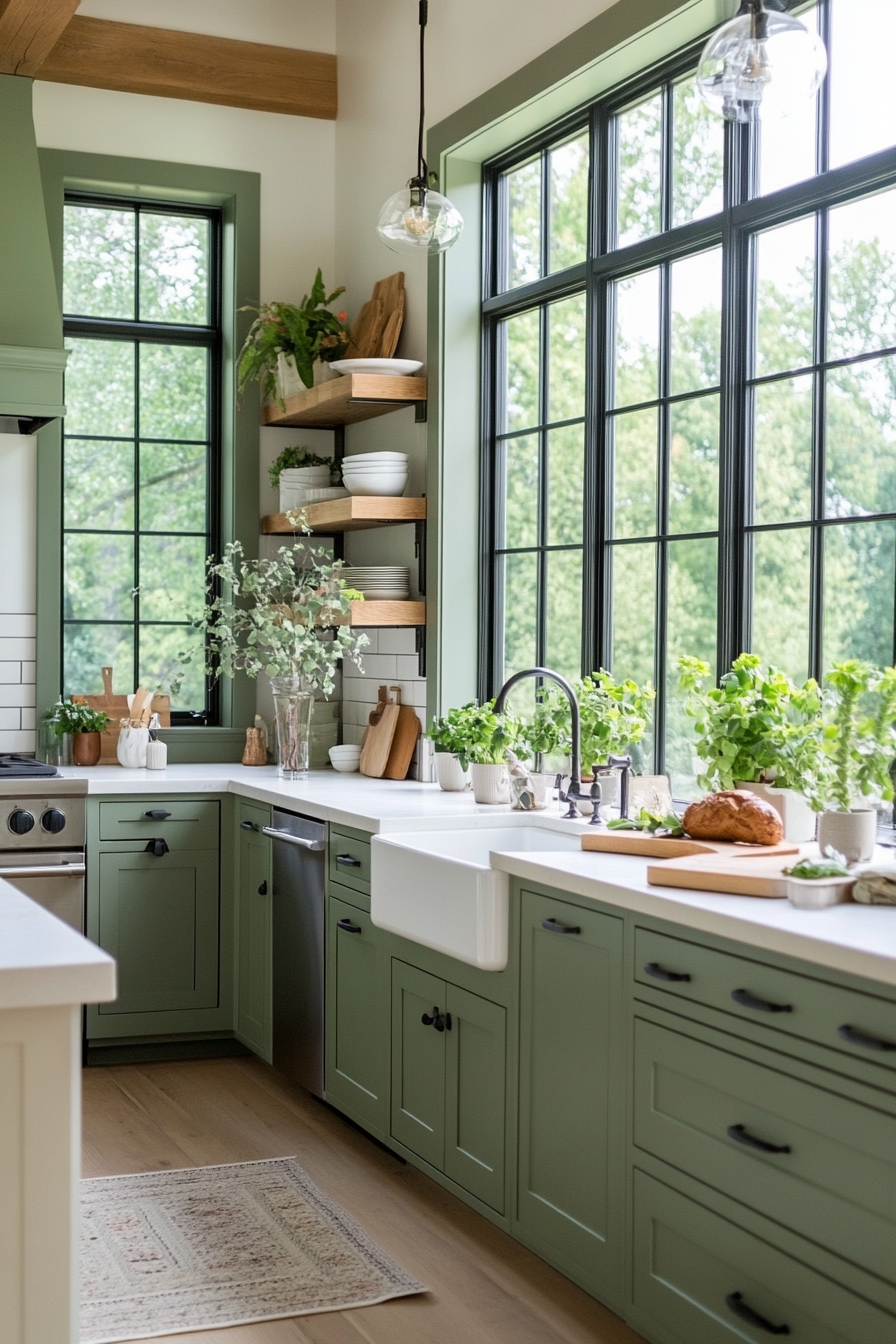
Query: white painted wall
0 436 37 752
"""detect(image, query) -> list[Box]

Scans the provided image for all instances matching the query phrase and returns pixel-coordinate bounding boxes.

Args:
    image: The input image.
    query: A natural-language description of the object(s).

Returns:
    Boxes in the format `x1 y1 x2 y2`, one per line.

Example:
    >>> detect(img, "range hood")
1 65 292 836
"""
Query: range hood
0 75 67 433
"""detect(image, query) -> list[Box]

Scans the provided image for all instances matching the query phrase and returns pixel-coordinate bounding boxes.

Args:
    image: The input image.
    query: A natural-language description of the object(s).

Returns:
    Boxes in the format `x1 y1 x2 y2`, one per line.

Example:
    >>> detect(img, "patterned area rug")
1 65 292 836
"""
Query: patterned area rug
80 1157 425 1343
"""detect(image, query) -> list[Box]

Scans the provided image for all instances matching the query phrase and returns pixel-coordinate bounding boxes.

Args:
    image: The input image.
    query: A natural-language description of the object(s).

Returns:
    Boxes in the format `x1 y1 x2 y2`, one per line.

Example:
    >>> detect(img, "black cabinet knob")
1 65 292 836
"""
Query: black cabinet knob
8 809 34 835
421 1007 439 1027
145 837 170 857
144 809 172 820
258 881 268 895
41 808 66 834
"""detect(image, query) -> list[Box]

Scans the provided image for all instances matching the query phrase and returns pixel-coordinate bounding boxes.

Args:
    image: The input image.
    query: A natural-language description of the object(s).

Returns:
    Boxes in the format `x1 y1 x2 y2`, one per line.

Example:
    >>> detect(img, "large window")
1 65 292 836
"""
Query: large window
61 195 220 720
482 0 896 790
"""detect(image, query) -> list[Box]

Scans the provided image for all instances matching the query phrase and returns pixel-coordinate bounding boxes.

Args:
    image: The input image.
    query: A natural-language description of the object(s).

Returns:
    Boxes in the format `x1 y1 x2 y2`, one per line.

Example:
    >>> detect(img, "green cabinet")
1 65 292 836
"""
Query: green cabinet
235 801 272 1062
391 958 506 1213
516 888 625 1300
326 894 388 1136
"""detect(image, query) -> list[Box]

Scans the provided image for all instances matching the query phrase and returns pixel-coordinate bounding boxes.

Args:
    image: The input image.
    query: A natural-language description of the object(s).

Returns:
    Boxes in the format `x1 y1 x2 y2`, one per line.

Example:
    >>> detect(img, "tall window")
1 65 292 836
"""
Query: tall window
61 195 220 720
482 0 896 790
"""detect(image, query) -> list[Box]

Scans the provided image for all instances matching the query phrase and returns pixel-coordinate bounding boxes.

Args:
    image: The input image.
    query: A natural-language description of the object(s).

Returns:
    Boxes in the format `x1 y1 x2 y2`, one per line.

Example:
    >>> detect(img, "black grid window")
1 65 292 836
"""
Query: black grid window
61 194 221 721
481 0 896 792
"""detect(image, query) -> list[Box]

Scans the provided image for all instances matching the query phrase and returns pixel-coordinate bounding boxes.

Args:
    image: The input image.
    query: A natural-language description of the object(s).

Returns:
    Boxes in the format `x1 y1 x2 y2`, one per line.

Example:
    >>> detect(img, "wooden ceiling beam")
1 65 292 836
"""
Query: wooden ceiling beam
0 0 80 76
35 15 337 120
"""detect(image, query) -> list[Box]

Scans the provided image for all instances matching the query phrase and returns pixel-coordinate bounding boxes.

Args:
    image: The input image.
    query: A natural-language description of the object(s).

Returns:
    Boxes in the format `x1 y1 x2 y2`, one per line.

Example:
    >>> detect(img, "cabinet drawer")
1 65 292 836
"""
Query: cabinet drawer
328 827 371 893
633 1016 896 1286
633 1169 896 1343
635 926 896 1077
327 878 370 914
98 799 219 849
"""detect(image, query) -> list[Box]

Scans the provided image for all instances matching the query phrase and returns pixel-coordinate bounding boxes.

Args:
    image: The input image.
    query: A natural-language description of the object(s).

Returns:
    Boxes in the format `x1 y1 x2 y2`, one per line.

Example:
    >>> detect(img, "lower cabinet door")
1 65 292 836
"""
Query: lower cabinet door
326 895 387 1135
97 849 219 1015
391 960 446 1169
236 803 272 1061
517 889 625 1294
444 983 506 1214
632 1168 896 1344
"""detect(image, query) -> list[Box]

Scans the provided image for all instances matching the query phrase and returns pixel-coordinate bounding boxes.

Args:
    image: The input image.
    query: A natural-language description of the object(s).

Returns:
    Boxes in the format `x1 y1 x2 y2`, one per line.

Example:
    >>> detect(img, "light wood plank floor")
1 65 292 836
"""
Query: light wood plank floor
82 1056 646 1344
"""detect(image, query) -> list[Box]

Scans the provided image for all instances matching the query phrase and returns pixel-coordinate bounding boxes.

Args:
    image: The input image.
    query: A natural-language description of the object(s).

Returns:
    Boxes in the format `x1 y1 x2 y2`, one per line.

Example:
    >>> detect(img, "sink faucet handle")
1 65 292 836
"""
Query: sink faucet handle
588 777 604 826
608 754 633 820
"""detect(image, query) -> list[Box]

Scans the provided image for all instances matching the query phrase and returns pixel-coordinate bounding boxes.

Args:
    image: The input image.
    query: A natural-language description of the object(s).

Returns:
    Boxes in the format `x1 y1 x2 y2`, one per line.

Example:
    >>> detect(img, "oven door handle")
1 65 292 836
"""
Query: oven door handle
0 863 86 880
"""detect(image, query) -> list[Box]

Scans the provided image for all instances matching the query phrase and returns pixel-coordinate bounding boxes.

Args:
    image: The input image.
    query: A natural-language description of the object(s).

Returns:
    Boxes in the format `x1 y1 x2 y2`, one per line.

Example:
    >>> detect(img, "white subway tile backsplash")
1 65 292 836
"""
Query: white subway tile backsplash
0 663 21 684
356 653 397 680
392 680 427 709
342 677 380 704
341 724 366 747
0 729 35 753
0 683 35 708
395 655 423 681
0 638 35 661
20 662 35 684
377 628 417 655
0 708 20 729
20 708 35 731
0 615 35 638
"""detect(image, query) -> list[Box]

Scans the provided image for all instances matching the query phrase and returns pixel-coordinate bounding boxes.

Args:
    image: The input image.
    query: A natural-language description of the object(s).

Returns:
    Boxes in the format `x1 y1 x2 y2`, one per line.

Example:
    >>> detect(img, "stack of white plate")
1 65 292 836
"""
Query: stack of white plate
279 484 349 511
341 452 408 497
280 465 332 486
341 566 410 600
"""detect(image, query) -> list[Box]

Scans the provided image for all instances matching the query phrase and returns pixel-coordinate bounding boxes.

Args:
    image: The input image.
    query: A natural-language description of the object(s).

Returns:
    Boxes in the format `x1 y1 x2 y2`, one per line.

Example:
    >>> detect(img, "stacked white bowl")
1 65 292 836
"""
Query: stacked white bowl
329 744 362 773
341 566 410 600
280 465 332 486
341 452 408 497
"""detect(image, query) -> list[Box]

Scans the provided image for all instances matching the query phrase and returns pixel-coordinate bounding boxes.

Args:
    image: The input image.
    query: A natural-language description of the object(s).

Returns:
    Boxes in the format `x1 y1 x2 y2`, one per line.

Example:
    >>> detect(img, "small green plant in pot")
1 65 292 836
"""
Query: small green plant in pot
268 446 337 492
678 652 825 841
808 660 896 862
237 270 349 406
51 699 110 767
429 701 523 803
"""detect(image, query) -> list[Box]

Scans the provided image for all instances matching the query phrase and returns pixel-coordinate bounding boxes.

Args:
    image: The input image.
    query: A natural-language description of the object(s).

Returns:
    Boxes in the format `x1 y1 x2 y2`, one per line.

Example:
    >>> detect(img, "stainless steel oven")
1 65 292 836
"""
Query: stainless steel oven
0 763 87 933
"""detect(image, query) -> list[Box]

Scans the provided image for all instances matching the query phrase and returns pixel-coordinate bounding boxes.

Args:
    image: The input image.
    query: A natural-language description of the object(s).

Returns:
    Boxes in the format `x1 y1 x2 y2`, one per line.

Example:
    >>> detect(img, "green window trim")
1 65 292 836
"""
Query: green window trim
37 149 261 762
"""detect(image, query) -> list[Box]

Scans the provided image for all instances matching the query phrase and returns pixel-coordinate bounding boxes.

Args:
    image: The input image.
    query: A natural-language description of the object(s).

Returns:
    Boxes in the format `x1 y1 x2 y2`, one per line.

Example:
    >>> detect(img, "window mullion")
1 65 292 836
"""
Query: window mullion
809 206 830 679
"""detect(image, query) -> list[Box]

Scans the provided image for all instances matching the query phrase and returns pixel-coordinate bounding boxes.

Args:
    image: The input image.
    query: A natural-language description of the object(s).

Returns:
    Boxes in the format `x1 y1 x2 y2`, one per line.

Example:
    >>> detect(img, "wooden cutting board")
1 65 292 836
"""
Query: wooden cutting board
582 832 800 860
647 846 817 898
345 273 405 359
360 685 401 778
383 697 420 780
72 666 170 764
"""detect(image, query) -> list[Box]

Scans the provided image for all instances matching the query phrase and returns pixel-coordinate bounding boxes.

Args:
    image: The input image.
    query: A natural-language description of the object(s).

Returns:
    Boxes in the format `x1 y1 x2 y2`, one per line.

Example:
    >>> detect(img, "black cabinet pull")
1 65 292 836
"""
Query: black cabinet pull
542 917 581 934
725 1291 790 1335
421 1007 439 1027
731 987 793 1014
144 809 171 820
336 854 362 868
644 961 691 983
240 820 258 831
337 918 362 934
838 1023 896 1053
258 881 268 896
727 1123 791 1155
144 837 169 857
434 1011 452 1032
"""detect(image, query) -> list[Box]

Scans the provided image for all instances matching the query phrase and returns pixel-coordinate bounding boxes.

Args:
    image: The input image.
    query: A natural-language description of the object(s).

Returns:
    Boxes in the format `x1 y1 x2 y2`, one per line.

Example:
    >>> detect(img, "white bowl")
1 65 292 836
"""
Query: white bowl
342 452 408 464
330 358 423 377
330 758 361 772
280 468 331 482
329 747 361 759
343 473 408 497
339 463 408 472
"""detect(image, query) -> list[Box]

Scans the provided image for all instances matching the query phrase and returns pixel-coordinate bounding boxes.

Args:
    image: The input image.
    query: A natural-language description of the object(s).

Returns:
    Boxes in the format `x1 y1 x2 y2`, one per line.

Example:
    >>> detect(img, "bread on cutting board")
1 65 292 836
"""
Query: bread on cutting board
682 790 784 846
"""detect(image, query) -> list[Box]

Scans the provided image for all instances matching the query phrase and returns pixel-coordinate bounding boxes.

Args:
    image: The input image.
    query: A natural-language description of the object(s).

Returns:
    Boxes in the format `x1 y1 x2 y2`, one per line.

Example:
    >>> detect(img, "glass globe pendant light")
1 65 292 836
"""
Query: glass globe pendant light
376 0 463 255
696 0 827 123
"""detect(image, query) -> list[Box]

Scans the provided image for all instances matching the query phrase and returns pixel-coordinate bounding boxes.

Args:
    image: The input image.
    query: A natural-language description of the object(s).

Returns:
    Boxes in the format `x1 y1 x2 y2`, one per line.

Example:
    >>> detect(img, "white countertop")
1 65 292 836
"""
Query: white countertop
0 880 116 1010
53 763 896 989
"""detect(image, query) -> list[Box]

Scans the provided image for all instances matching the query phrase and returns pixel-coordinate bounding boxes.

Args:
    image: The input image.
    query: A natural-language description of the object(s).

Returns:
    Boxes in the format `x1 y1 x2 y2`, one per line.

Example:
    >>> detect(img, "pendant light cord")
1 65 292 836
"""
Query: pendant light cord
416 0 429 187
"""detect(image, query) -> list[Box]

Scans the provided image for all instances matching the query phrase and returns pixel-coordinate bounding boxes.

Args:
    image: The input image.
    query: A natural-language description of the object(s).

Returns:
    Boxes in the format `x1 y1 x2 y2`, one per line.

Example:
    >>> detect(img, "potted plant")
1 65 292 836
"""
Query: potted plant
428 705 475 791
678 653 824 841
237 270 350 407
173 525 367 779
806 660 896 862
51 699 110 767
429 701 522 804
268 445 337 493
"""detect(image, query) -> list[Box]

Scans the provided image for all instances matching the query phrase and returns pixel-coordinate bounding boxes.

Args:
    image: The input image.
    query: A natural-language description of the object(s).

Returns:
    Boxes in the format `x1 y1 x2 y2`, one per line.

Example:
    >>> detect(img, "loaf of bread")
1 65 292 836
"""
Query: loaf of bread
683 790 783 846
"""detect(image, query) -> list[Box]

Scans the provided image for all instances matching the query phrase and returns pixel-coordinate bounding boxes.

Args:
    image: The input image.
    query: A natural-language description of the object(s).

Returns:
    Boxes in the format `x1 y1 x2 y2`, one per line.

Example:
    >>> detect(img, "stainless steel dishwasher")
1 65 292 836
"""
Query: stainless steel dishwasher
263 808 327 1097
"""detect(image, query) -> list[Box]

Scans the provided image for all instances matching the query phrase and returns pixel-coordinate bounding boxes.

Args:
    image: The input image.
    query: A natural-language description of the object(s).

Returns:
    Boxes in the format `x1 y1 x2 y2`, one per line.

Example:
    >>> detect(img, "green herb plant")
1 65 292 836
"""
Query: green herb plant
51 700 110 736
237 270 349 404
268 445 336 491
811 660 896 812
784 849 850 880
607 808 684 837
527 670 655 773
678 653 825 795
429 701 523 770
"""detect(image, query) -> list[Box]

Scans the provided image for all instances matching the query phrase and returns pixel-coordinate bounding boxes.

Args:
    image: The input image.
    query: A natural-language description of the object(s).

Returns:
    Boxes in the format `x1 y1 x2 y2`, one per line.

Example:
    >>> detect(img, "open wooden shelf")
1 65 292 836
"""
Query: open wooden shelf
262 373 427 428
263 497 426 535
338 600 425 628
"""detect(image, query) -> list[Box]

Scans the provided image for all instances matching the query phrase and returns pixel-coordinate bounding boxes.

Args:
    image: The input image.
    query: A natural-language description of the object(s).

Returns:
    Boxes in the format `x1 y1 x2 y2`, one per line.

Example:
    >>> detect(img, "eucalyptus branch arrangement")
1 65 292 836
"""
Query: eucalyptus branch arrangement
173 526 368 699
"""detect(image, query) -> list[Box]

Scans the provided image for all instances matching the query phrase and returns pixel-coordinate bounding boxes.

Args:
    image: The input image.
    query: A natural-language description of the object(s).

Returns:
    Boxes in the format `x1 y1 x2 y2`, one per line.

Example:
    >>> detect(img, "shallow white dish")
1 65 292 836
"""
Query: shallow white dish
354 590 410 601
342 451 408 462
330 358 423 377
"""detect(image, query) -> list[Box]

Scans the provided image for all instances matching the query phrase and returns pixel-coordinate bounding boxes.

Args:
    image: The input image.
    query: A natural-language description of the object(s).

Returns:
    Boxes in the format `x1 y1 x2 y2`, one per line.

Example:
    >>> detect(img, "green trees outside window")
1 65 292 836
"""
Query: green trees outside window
482 0 896 794
61 197 219 717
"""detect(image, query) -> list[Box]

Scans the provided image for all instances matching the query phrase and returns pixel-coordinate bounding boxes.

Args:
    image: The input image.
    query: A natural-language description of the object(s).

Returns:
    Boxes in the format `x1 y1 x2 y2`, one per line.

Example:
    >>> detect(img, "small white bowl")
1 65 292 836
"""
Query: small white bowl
343 473 408 497
329 746 361 772
329 745 361 756
330 358 423 377
342 452 408 464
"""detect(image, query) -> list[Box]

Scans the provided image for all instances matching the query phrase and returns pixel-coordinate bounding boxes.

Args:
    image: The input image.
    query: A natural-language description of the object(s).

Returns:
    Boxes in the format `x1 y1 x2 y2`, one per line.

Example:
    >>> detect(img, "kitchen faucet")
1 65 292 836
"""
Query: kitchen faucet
494 667 584 820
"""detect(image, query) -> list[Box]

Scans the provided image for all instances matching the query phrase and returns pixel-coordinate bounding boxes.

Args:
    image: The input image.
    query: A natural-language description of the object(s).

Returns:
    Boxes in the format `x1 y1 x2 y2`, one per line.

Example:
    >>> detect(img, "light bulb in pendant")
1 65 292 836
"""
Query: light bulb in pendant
696 0 827 123
377 181 463 256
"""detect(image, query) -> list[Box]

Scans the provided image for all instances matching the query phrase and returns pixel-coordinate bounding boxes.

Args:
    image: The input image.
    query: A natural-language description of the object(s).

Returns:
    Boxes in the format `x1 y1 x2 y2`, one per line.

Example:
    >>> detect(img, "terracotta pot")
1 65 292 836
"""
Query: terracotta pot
817 809 877 864
72 731 101 767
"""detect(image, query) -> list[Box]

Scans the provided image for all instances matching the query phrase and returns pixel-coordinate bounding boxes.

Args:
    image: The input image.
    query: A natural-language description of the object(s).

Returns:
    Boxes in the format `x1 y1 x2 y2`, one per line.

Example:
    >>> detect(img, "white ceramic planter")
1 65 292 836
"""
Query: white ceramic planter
275 353 338 401
817 808 877 864
736 781 817 843
435 752 471 792
470 762 510 805
117 725 149 768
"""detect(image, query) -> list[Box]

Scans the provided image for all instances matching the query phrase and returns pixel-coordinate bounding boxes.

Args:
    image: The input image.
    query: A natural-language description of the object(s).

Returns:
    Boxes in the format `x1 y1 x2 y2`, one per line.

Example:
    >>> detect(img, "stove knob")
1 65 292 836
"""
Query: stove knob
8 809 35 835
41 808 66 835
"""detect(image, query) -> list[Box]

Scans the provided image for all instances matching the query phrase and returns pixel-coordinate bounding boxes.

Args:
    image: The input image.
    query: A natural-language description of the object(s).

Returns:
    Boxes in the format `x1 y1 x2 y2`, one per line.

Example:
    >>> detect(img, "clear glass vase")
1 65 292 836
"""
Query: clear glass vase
271 677 314 779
